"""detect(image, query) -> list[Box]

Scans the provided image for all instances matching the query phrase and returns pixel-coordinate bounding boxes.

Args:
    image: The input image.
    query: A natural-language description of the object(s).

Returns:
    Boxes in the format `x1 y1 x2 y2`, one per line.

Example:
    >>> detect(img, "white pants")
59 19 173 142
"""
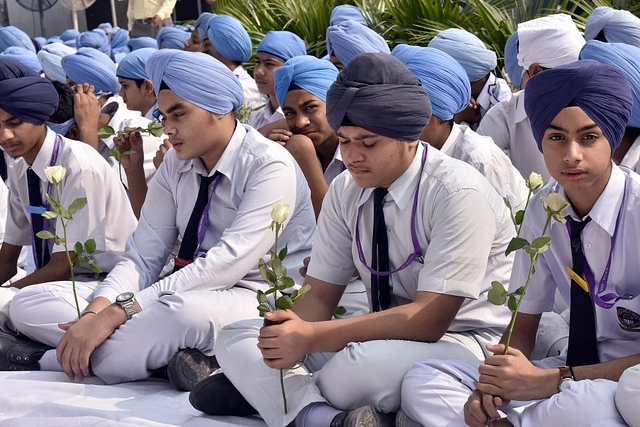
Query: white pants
617 364 640 427
401 359 627 427
10 281 259 384
216 319 495 427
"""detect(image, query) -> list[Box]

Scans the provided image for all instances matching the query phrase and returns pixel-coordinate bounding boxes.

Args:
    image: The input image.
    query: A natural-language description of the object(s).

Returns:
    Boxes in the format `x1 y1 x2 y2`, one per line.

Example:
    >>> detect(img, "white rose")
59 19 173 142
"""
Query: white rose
542 193 569 223
270 203 289 225
526 172 544 191
44 165 66 185
147 120 164 137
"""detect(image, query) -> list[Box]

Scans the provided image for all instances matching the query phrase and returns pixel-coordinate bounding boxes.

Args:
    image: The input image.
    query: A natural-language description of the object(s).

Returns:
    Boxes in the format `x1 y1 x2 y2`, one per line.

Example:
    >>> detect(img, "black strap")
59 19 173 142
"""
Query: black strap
27 168 50 269
371 187 390 311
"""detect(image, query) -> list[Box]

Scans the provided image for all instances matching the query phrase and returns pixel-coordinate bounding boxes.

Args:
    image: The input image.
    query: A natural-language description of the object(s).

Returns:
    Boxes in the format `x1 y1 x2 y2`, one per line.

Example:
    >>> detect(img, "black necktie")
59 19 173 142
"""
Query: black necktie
566 217 600 366
27 168 50 269
371 187 390 312
173 172 219 272
0 153 7 182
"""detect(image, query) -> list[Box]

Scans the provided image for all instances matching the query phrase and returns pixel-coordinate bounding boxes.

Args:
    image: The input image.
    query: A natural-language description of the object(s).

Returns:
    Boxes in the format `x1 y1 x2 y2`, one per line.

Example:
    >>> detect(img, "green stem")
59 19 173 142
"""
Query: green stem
280 368 288 413
516 188 533 237
56 184 81 319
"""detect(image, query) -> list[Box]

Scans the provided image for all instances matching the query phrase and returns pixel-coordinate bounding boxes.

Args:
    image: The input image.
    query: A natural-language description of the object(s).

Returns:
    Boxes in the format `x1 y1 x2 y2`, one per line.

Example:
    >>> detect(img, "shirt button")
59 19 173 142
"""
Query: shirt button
584 243 592 250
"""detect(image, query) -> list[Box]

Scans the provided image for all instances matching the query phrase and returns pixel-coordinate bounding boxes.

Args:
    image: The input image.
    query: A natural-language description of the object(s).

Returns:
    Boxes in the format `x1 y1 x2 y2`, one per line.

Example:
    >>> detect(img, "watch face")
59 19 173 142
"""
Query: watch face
116 292 134 303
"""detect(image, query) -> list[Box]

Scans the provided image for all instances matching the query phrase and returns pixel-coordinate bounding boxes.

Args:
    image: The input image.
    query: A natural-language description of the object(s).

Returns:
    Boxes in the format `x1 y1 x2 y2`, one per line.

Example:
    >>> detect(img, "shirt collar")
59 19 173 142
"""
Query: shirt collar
476 72 496 110
15 127 57 181
439 122 463 155
514 90 528 123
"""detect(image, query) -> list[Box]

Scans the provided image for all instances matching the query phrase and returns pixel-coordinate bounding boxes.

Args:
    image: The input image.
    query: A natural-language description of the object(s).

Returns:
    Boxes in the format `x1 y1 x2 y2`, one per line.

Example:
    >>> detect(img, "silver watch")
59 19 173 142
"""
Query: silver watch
115 292 136 320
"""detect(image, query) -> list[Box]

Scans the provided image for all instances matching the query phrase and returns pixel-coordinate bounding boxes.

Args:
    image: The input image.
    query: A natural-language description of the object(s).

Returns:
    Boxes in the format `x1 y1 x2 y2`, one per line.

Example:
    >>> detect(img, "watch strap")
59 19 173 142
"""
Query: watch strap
557 365 574 392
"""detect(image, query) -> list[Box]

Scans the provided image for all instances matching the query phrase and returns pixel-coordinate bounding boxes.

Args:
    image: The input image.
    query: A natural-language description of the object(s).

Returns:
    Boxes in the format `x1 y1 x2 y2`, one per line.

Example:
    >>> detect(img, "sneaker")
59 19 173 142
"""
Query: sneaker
395 409 423 427
189 370 257 417
0 331 51 371
166 348 219 391
330 405 396 427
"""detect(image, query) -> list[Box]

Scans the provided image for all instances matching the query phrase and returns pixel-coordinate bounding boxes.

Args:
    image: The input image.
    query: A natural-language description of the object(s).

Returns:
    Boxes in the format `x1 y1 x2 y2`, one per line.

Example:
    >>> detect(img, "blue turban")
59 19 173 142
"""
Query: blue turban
206 15 252 63
428 28 497 82
62 47 120 95
0 58 58 125
524 59 632 152
392 44 470 121
146 50 244 114
111 28 130 54
326 52 431 141
195 12 216 38
326 20 389 67
34 37 47 49
585 6 640 48
0 47 41 73
76 30 111 55
128 36 157 51
157 27 190 50
116 47 156 80
98 22 113 32
60 29 79 48
38 42 76 84
257 31 306 63
580 40 640 129
504 31 524 90
0 26 36 53
47 36 62 44
330 5 368 26
274 55 338 108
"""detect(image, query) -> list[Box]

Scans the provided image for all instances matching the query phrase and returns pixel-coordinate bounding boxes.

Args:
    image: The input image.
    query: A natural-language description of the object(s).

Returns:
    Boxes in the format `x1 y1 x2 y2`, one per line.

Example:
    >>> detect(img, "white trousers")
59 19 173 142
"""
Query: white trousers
401 359 628 427
616 364 640 427
10 281 259 384
216 319 495 427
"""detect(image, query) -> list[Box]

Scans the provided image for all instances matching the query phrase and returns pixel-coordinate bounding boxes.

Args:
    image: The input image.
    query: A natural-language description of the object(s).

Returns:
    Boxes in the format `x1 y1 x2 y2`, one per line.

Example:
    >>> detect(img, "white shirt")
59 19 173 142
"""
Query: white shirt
248 101 284 130
323 146 345 185
477 90 551 182
308 143 513 333
5 128 137 273
515 165 640 362
92 123 316 308
620 134 640 174
233 65 268 113
476 73 512 124
440 123 529 213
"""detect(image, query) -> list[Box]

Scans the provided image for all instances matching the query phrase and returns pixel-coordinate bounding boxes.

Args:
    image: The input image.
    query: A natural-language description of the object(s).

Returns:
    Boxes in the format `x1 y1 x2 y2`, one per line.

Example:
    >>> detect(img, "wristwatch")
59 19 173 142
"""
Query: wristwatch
557 365 575 392
115 292 136 320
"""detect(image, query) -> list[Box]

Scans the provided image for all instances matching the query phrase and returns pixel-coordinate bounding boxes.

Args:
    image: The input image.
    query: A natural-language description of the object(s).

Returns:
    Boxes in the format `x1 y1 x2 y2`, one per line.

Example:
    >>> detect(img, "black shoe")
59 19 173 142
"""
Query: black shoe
0 331 51 371
166 348 219 391
189 370 257 417
330 405 396 427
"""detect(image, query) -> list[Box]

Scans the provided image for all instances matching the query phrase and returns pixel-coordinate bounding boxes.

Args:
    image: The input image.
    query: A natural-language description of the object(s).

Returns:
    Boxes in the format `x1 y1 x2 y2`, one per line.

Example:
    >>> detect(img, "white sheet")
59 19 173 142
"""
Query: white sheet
0 371 266 426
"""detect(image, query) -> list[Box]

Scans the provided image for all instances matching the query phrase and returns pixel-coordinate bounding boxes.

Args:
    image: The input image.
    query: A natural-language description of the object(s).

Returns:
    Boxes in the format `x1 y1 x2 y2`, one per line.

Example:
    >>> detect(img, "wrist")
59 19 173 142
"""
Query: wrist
557 365 575 393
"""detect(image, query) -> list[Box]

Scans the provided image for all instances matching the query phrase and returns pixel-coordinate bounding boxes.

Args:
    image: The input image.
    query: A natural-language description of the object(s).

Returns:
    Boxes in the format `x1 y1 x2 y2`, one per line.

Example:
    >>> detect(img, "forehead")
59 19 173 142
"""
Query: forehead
0 107 17 122
255 52 284 64
117 77 136 84
336 125 382 140
283 89 323 109
547 106 596 128
157 89 197 112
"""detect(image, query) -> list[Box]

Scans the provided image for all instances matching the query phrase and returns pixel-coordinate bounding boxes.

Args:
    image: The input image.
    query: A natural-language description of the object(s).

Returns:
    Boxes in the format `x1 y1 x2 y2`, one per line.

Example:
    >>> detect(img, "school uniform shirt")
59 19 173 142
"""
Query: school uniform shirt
92 123 316 309
477 90 551 181
620 133 640 174
307 143 513 334
233 65 268 112
4 128 137 273
100 95 162 185
323 145 345 185
248 101 284 130
476 72 512 124
515 165 640 362
440 123 529 213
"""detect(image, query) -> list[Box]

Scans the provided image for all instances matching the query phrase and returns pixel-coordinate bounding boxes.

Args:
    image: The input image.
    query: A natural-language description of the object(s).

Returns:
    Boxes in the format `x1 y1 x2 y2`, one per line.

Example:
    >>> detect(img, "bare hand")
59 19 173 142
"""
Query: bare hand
258 310 312 369
281 134 316 160
267 129 292 146
153 139 172 169
117 127 145 173
73 84 100 131
464 389 510 427
454 97 481 126
151 15 162 27
298 256 310 278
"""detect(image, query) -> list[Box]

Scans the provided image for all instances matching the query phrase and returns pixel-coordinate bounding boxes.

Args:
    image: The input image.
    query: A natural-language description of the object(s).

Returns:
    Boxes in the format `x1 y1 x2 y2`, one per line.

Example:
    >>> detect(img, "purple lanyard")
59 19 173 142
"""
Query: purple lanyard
193 173 223 258
354 144 427 277
566 205 633 309
29 135 61 266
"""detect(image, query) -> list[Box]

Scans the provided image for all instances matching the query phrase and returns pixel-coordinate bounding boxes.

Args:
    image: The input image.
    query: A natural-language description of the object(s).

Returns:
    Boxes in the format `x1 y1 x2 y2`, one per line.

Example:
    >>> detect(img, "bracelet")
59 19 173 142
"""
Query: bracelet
80 309 98 317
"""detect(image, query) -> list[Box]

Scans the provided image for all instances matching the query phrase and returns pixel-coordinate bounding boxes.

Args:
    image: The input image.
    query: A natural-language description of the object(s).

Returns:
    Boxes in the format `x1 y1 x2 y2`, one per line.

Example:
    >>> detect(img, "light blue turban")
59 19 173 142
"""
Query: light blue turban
157 27 190 50
38 42 76 83
47 36 62 44
504 31 524 90
111 27 130 54
34 37 46 49
76 30 111 55
580 40 640 128
274 55 338 108
146 50 244 114
326 20 389 67
98 22 113 32
257 31 306 62
206 14 252 63
62 47 120 95
585 6 640 48
195 12 215 38
128 36 157 51
0 26 36 53
60 29 79 48
392 44 470 121
330 5 368 26
0 47 41 73
116 47 156 80
525 59 632 152
428 28 497 82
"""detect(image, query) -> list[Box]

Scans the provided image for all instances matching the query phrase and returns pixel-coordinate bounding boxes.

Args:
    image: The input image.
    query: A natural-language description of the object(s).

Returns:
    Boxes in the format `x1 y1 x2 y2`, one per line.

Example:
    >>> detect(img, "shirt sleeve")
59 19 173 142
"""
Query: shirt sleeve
4 175 32 247
155 0 177 20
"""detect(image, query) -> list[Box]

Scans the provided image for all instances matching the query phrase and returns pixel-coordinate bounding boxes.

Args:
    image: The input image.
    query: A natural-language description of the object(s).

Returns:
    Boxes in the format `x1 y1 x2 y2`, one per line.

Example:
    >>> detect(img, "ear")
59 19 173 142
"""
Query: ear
528 63 544 77
67 123 79 140
143 79 155 96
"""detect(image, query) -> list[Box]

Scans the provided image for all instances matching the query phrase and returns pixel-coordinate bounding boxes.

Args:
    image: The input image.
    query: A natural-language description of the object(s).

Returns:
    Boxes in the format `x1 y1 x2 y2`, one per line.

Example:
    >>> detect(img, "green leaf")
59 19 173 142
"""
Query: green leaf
505 237 529 256
75 256 85 267
265 269 277 284
502 196 512 211
275 294 294 310
514 210 524 226
513 286 526 296
42 211 58 219
53 236 62 245
74 241 83 255
59 206 71 220
67 197 88 216
257 290 267 304
264 287 277 295
84 238 96 254
280 276 295 290
258 305 271 317
97 125 116 139
278 245 288 261
507 295 518 312
333 306 347 318
295 284 312 301
36 230 55 240
272 258 284 277
88 260 103 274
530 236 551 249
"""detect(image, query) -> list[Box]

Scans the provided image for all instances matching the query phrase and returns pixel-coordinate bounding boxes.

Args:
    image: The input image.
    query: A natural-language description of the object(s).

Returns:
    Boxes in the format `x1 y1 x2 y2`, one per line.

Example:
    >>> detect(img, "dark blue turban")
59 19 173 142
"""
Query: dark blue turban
0 46 41 73
524 59 632 152
257 31 306 63
326 52 431 141
0 58 58 124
